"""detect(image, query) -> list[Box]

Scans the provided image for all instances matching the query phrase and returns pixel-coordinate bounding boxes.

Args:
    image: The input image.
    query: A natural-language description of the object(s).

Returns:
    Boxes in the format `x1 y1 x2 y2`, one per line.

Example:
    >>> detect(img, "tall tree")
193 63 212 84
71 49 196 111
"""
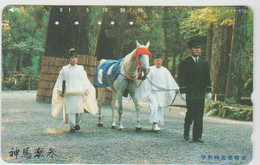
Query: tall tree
2 6 48 76
225 6 248 103
22 7 46 67
168 7 189 77
206 23 213 65
95 7 148 60
181 7 235 100
95 10 116 60
210 23 233 100
163 7 170 68
45 6 90 57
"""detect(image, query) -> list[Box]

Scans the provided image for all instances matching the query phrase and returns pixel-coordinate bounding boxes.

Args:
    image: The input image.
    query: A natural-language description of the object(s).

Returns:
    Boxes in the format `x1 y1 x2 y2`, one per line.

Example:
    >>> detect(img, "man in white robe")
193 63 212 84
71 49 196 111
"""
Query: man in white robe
52 48 98 133
136 54 179 131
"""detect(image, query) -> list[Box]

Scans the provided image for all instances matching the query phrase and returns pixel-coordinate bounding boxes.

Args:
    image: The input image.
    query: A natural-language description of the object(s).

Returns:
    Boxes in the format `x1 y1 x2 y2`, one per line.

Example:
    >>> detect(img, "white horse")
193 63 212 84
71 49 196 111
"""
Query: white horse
95 41 151 130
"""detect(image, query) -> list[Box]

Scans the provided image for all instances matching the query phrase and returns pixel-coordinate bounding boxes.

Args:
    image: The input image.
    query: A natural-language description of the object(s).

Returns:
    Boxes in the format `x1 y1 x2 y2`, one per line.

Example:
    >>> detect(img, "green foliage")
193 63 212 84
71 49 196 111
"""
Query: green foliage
1 70 38 91
242 9 253 96
180 7 234 38
2 5 49 79
205 101 252 121
2 5 253 100
180 7 253 99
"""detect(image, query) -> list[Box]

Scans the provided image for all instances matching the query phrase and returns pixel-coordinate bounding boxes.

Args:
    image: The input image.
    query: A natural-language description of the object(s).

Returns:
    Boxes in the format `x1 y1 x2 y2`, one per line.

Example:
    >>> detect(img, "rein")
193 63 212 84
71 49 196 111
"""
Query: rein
120 71 147 88
146 77 179 91
123 64 139 81
146 77 179 110
166 92 179 111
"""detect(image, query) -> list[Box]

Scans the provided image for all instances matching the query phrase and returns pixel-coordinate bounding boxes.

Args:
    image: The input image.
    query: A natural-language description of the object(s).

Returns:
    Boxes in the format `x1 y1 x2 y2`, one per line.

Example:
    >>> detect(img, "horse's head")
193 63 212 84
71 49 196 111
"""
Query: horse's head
135 41 151 79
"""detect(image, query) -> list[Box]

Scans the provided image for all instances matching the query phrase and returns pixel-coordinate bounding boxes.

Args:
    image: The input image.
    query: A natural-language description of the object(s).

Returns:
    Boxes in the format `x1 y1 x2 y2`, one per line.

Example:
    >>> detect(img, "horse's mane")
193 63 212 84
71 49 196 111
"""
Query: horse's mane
123 45 147 65
123 48 136 64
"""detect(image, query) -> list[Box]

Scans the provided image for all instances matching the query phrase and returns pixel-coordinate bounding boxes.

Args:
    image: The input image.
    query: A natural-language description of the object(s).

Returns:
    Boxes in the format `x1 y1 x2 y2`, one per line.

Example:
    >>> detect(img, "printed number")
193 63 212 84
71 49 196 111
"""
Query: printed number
103 8 108 12
120 8 126 13
59 7 71 12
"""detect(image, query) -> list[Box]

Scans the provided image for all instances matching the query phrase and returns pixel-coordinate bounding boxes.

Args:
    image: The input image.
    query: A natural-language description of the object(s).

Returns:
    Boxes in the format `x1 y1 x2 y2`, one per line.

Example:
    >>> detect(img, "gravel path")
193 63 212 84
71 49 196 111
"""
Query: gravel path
1 91 253 164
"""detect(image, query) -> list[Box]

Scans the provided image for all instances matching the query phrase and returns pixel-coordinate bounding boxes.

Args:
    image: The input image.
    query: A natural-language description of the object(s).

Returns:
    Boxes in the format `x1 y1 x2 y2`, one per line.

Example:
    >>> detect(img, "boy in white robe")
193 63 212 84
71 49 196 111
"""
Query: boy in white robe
52 48 98 133
136 54 179 131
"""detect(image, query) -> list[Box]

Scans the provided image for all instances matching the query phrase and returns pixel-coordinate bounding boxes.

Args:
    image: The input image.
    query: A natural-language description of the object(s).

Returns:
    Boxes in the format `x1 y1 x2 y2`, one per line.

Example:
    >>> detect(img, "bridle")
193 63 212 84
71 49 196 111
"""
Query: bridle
124 47 152 81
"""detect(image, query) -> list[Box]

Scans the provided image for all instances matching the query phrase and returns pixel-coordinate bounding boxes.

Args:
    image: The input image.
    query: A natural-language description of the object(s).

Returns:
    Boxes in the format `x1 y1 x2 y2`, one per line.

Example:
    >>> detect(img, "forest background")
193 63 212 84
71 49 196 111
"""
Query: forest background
1 6 253 120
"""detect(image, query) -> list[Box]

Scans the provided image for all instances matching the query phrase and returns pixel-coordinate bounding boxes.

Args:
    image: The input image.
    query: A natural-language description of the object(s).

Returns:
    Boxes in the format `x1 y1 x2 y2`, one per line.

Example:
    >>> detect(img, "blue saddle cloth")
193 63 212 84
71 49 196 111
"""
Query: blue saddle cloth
93 58 124 87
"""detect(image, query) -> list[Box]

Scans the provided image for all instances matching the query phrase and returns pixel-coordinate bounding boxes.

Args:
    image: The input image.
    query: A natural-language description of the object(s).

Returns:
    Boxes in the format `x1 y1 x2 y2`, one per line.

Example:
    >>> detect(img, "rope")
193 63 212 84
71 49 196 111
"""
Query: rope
146 77 179 91
166 92 179 111
119 73 145 88
146 77 180 111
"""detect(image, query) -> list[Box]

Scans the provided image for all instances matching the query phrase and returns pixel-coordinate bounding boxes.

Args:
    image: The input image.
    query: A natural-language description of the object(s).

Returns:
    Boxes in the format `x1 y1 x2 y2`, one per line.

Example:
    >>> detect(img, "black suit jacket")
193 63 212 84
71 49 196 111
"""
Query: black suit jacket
178 56 211 99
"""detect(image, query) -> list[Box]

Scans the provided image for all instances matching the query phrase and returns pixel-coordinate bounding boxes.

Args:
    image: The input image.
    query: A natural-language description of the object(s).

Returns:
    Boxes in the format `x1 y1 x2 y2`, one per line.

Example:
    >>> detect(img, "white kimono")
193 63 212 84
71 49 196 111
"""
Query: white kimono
136 65 179 125
52 64 98 124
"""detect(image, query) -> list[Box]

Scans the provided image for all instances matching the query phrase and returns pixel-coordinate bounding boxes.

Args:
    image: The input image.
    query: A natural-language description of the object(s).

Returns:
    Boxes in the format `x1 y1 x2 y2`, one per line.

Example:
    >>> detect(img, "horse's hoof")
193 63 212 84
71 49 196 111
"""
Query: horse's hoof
135 127 142 131
118 126 124 131
111 126 116 129
97 123 103 127
118 124 124 130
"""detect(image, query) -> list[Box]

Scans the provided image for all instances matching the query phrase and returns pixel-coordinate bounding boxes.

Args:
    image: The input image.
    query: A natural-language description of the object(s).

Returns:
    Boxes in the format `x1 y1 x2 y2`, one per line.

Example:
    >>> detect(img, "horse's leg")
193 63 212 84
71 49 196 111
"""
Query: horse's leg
130 92 142 131
97 88 105 127
117 91 124 130
111 91 117 129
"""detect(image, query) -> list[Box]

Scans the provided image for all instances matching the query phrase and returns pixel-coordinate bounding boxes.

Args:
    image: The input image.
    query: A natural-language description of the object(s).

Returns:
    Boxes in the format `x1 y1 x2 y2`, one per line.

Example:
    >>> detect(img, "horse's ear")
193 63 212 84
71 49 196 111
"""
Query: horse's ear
145 41 150 48
136 40 141 48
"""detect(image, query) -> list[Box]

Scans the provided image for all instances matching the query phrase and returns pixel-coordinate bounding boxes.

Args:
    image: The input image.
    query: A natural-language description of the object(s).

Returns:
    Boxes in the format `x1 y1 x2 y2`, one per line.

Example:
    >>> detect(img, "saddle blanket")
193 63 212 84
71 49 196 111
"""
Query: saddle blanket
93 58 124 87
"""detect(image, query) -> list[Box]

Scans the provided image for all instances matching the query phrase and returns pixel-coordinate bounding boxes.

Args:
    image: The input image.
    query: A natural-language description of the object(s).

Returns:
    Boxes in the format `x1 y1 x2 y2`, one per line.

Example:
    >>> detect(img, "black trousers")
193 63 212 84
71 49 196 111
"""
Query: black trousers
184 98 205 140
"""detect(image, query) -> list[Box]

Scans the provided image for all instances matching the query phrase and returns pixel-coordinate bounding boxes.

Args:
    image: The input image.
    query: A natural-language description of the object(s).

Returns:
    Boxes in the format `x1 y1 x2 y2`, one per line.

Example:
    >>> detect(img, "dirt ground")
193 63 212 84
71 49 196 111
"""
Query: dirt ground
1 90 253 164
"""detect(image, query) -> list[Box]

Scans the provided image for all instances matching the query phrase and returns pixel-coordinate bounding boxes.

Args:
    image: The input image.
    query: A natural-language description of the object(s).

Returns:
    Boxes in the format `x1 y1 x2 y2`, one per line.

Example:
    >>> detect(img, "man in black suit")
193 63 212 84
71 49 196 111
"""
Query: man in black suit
178 38 212 143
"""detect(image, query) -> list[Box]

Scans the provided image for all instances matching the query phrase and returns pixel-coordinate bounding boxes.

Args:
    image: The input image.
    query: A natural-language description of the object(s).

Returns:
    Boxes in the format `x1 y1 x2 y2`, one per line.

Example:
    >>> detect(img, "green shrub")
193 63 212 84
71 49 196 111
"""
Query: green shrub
205 101 253 121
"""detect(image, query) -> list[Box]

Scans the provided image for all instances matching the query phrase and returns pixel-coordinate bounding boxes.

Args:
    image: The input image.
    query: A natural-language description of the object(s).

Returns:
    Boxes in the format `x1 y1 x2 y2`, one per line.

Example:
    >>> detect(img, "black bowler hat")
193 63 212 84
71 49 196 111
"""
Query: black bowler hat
188 38 202 49
154 53 164 60
67 48 77 58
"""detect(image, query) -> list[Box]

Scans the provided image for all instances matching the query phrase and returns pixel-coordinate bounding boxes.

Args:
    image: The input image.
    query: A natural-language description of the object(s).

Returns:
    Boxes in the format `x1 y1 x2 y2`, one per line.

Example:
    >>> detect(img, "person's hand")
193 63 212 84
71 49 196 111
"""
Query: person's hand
181 93 186 101
206 92 212 101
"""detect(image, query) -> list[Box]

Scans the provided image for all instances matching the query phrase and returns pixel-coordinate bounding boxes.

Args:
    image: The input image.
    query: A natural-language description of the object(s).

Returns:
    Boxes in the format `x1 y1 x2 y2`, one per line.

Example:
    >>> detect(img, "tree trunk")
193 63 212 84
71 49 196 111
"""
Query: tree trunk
95 12 116 60
163 7 170 68
171 21 181 78
225 6 248 103
112 8 128 59
162 7 181 77
2 53 7 79
210 23 233 101
45 6 90 57
16 55 21 73
206 23 213 66
95 7 129 60
21 54 33 67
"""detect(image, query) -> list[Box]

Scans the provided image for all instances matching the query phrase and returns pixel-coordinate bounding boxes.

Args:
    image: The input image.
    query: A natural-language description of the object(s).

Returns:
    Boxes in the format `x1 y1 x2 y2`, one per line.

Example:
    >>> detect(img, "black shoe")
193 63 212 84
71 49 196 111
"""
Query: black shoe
183 135 189 141
193 138 203 143
75 125 80 131
69 128 76 133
